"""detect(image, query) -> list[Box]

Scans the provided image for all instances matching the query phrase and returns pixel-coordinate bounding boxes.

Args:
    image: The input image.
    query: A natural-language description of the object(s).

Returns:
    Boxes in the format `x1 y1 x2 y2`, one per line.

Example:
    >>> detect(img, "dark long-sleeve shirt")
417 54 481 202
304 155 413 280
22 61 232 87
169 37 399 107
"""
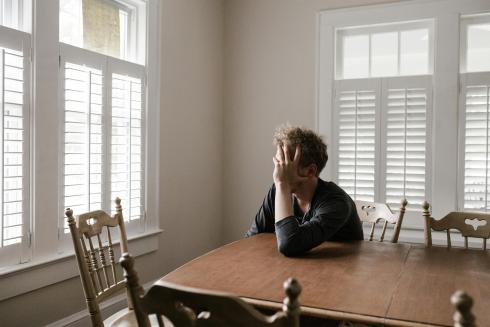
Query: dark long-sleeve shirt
246 179 364 256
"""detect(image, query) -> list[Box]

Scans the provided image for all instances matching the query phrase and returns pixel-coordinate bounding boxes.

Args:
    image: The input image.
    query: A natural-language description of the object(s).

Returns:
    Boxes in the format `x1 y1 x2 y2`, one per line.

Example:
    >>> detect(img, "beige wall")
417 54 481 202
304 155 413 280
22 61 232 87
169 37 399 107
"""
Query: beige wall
222 0 407 242
159 0 224 271
0 0 224 325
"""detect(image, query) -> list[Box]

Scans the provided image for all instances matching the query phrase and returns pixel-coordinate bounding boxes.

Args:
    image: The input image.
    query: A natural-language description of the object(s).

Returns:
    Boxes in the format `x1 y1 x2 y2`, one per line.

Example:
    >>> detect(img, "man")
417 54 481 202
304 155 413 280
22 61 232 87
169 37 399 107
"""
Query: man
246 125 363 256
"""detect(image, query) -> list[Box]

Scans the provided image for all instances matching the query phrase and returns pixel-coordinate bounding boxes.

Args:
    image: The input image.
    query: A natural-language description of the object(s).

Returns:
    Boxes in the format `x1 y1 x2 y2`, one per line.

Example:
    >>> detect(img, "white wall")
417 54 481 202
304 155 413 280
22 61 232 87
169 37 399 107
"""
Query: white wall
0 0 224 325
222 0 409 242
159 0 224 271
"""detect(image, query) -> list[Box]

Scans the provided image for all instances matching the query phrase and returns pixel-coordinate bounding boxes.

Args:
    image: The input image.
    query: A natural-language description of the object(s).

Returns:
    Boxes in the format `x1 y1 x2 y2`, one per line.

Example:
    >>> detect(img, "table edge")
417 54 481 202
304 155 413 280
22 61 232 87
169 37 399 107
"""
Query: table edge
243 298 448 327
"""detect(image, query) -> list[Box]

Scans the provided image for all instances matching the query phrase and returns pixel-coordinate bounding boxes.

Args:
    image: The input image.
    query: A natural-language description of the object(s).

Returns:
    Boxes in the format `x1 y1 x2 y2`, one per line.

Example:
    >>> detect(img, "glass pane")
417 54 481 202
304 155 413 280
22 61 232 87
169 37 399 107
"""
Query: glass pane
60 0 138 61
371 32 398 77
60 0 83 47
343 34 369 79
0 0 31 32
400 29 429 75
467 24 490 73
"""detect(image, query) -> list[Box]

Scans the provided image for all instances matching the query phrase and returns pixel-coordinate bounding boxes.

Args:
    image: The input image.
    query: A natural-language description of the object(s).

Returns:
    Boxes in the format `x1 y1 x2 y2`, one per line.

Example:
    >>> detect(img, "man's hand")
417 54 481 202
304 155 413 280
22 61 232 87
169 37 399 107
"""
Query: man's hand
272 145 307 191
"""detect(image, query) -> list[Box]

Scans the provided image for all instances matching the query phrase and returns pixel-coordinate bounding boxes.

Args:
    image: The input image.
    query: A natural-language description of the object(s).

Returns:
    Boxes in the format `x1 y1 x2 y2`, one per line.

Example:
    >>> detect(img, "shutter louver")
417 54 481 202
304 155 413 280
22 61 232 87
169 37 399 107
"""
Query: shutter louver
385 87 428 208
111 73 143 221
463 84 490 210
337 89 376 201
1 47 25 247
63 62 104 230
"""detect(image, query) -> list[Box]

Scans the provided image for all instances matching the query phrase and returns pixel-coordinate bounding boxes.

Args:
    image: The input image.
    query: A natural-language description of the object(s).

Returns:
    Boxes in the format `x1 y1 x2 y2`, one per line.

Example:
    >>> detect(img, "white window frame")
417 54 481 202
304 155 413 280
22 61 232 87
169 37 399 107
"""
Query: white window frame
0 0 161 302
0 24 30 266
318 0 490 241
335 20 434 80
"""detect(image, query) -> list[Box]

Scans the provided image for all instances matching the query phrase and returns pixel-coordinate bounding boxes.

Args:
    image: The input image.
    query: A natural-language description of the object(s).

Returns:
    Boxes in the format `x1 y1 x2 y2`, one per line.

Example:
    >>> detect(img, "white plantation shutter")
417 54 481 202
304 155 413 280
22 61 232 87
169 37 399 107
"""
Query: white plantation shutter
62 61 104 230
0 45 28 247
60 46 146 235
461 72 490 211
334 79 379 201
382 76 432 209
334 77 432 208
110 70 144 222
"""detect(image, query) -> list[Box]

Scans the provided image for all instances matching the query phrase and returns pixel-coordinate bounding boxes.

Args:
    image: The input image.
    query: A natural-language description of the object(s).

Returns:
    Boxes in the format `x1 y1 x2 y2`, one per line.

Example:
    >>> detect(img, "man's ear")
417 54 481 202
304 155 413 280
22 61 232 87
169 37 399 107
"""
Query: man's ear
307 164 318 177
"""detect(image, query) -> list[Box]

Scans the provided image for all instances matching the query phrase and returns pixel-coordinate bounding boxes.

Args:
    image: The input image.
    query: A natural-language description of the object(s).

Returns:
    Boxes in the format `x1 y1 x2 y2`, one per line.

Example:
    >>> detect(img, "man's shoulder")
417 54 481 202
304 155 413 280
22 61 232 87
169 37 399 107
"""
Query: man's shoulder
315 179 355 207
317 179 346 196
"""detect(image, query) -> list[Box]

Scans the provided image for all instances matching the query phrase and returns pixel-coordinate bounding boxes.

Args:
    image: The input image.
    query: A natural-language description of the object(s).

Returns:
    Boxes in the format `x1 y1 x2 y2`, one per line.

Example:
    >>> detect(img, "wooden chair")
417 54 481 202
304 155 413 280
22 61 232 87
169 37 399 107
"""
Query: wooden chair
66 197 134 327
355 199 408 243
422 201 490 250
452 290 477 327
120 252 302 327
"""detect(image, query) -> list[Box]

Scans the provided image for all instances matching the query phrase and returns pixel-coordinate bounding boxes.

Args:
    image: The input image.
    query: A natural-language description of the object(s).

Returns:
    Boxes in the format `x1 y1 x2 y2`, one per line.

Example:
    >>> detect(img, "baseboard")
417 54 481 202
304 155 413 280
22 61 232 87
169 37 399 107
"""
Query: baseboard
46 279 157 327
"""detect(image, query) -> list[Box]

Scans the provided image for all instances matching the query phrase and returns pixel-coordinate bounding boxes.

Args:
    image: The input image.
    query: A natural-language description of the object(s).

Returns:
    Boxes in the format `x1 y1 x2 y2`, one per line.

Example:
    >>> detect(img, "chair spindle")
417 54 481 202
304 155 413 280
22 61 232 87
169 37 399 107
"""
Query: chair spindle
81 236 100 293
369 222 376 241
88 237 105 292
97 234 111 288
380 220 388 242
107 226 118 284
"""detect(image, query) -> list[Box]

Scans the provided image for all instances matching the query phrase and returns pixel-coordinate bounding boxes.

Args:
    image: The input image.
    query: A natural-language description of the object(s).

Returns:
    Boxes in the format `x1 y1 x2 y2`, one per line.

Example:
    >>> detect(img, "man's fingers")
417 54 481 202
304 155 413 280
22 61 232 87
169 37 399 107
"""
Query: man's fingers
283 145 290 164
272 157 279 165
276 145 285 162
293 145 301 163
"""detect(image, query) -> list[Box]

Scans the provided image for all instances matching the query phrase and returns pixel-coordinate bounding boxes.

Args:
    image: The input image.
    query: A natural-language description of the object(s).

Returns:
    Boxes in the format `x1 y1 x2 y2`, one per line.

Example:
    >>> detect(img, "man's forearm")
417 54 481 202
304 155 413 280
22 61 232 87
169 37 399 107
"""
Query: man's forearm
275 183 293 222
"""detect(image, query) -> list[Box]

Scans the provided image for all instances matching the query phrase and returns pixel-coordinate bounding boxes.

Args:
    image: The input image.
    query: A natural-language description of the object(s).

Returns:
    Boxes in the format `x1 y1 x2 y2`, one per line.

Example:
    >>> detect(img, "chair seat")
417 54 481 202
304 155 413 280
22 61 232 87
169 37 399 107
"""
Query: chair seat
105 307 174 327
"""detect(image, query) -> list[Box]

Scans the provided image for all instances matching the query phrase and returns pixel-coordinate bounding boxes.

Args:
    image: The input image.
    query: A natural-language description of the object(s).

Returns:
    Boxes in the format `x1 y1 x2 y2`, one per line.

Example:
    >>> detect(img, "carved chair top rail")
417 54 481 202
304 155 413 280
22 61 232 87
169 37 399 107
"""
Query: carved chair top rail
430 212 490 239
76 210 122 237
355 200 399 224
144 280 288 324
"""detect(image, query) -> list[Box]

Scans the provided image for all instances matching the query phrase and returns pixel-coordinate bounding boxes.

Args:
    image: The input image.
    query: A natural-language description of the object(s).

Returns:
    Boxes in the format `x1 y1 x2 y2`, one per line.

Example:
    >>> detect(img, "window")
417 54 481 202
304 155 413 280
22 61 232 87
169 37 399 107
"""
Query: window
333 21 433 210
60 0 146 63
460 14 490 211
58 0 147 244
319 0 490 238
0 0 31 32
336 21 432 79
0 0 160 278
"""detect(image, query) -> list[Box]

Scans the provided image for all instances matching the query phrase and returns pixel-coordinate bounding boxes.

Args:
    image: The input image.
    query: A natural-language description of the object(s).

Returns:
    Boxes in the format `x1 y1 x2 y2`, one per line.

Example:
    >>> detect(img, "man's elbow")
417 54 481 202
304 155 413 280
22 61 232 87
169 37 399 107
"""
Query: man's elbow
277 239 302 257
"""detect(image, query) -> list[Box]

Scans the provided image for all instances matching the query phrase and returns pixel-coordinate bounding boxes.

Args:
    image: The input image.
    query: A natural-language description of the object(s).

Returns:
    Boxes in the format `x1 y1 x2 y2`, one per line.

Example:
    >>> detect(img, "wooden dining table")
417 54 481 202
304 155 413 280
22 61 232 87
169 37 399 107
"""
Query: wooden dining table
161 234 490 327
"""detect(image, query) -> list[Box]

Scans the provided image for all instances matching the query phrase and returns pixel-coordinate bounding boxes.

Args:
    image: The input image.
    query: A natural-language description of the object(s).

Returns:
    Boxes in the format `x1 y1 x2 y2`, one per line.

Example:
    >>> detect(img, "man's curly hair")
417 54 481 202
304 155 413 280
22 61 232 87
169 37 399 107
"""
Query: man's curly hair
273 125 328 176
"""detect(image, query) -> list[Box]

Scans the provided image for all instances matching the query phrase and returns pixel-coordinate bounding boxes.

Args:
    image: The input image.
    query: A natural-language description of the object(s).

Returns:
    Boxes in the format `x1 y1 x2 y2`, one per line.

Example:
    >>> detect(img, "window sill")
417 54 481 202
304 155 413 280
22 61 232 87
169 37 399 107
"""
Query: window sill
0 228 163 301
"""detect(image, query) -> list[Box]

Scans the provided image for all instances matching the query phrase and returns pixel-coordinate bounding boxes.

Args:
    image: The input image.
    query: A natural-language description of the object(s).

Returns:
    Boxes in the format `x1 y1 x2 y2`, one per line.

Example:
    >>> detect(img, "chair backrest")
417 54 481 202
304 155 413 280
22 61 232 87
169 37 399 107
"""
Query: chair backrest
65 197 130 326
355 199 408 243
422 201 490 250
120 253 302 327
452 290 477 327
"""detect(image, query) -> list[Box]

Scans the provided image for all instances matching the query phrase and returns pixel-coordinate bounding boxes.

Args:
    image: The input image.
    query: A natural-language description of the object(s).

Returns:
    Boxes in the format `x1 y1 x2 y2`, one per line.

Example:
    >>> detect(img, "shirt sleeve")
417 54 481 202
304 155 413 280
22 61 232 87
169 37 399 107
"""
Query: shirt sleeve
245 184 276 237
275 196 352 256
